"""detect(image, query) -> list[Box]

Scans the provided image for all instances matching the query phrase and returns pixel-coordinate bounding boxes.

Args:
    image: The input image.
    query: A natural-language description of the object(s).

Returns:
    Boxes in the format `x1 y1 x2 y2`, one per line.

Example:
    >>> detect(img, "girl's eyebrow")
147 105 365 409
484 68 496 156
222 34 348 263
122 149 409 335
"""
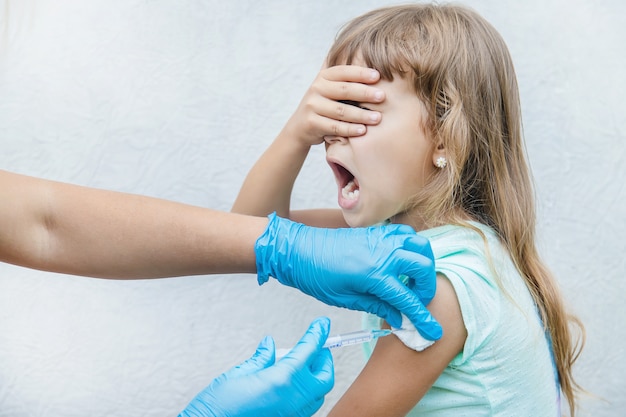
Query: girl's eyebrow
338 99 372 111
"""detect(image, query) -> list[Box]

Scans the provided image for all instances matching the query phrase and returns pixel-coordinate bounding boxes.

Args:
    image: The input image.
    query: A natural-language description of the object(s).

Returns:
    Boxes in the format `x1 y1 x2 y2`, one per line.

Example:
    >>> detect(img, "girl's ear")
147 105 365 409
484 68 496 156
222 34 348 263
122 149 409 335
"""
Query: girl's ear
432 143 447 169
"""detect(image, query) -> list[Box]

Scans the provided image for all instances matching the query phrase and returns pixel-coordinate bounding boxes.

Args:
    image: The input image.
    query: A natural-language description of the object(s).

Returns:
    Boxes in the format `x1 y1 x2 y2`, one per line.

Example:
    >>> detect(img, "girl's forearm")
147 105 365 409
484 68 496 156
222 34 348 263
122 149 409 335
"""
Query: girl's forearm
232 65 385 222
231 128 311 218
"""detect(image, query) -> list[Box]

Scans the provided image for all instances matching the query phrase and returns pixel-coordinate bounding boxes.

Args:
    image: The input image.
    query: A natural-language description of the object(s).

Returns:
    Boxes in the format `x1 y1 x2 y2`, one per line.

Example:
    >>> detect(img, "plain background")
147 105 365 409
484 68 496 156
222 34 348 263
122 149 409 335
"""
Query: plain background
0 0 624 416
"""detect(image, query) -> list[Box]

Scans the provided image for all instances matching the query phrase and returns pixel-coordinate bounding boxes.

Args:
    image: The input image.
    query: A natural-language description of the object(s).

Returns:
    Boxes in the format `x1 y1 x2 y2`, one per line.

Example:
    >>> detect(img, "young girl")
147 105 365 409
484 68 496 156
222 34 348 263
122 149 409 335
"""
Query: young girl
233 3 584 416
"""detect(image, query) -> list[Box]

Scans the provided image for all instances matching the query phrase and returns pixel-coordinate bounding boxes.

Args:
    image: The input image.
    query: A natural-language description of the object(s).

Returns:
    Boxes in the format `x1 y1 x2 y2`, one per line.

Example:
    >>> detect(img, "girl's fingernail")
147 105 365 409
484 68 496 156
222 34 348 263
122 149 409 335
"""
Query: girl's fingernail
370 69 379 80
356 126 365 134
374 91 384 101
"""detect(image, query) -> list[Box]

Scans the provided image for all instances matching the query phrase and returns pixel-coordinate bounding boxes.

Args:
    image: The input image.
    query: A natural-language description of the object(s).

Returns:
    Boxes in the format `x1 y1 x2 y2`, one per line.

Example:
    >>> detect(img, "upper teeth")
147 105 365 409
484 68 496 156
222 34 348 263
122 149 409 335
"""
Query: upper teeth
342 180 360 200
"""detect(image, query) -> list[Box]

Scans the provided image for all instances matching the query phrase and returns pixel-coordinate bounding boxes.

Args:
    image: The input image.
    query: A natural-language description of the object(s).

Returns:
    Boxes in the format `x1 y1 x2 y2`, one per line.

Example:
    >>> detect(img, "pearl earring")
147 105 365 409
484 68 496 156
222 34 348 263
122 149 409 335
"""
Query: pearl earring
435 156 448 169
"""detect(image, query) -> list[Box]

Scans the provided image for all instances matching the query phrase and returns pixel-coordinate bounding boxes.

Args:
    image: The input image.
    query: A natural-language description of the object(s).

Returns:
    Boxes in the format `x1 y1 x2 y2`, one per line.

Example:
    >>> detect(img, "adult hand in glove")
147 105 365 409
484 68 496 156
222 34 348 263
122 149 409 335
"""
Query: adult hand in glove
255 213 442 340
179 317 333 417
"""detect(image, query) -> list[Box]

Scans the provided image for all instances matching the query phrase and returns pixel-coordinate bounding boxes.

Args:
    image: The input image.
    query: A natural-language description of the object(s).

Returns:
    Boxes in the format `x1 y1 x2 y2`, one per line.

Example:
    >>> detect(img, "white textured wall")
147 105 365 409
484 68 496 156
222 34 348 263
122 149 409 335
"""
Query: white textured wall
0 1 623 416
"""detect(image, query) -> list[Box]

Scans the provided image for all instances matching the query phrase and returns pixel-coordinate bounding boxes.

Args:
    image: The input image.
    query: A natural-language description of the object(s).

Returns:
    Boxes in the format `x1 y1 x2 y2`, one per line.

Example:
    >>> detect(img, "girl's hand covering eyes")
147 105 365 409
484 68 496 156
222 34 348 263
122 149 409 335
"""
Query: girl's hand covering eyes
338 99 372 111
281 65 385 148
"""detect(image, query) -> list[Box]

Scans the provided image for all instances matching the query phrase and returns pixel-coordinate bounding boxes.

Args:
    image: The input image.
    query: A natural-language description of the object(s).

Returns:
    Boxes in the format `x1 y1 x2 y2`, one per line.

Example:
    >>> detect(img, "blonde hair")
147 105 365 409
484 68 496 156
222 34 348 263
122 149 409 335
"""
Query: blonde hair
327 3 584 414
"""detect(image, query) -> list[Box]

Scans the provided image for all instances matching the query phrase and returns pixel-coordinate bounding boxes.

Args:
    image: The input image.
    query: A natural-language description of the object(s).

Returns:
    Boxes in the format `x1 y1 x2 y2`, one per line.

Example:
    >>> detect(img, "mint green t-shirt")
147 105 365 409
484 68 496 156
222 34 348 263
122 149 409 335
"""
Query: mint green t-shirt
364 223 560 416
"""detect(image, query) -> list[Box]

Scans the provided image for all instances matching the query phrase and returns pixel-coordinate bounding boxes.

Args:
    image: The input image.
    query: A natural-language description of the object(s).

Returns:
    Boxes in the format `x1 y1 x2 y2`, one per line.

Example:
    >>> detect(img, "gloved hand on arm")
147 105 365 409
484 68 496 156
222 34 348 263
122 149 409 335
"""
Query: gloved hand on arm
179 317 333 417
255 213 442 340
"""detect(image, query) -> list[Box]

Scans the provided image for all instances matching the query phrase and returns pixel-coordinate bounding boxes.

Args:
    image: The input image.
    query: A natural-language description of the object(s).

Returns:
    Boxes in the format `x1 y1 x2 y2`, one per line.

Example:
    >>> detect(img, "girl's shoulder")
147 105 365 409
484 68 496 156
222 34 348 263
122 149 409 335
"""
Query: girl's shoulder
417 221 497 244
418 221 502 267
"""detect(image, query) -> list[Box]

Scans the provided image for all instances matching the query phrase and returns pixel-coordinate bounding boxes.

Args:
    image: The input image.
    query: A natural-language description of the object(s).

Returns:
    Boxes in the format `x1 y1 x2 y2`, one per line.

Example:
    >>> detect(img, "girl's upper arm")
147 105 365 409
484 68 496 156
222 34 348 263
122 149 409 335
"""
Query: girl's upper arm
328 274 467 417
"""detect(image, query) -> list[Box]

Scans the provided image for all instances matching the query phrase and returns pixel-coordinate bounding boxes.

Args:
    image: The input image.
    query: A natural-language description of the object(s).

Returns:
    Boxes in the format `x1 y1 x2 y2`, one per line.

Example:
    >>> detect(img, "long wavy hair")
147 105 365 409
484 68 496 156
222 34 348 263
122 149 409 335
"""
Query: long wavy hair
327 3 584 414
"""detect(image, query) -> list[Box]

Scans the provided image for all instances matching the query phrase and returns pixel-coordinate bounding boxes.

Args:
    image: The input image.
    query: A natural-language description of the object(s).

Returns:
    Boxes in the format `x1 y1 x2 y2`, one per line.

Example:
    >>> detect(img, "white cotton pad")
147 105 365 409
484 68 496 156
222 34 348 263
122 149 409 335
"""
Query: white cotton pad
392 314 435 351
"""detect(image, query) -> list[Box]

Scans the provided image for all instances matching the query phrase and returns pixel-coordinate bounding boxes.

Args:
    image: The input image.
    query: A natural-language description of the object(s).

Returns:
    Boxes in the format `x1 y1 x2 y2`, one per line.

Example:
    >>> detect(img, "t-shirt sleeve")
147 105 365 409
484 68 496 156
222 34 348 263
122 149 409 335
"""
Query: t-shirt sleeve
436 253 501 366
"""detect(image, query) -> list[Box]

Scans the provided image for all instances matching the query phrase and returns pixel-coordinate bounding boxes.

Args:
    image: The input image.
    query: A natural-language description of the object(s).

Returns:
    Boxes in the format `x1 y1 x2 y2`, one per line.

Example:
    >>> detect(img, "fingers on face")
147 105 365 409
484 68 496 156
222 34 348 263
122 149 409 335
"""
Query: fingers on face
318 70 384 110
322 81 383 107
313 66 385 138
324 64 380 84
317 101 379 138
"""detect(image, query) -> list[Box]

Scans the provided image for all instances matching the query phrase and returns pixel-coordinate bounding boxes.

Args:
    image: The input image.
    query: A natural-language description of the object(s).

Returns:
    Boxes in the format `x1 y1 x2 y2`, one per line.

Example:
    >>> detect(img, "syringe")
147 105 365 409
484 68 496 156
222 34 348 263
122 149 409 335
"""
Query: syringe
276 329 393 359
323 329 392 349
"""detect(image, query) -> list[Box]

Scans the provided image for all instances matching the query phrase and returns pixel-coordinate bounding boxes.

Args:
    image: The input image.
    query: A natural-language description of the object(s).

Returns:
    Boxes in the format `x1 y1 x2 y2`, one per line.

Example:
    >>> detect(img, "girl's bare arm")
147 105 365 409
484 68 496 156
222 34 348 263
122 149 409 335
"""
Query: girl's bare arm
328 274 467 417
232 65 385 223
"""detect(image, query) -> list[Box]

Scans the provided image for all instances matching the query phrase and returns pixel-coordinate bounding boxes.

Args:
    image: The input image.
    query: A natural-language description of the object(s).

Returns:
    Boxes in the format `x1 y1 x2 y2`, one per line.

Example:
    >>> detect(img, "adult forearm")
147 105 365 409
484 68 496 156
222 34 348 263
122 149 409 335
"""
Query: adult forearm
46 188 266 278
0 170 265 278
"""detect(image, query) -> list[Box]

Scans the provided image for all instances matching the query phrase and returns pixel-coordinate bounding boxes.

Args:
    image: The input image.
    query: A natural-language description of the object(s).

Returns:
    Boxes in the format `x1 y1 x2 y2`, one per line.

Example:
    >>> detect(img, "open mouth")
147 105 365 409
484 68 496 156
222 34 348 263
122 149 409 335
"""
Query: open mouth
329 161 360 201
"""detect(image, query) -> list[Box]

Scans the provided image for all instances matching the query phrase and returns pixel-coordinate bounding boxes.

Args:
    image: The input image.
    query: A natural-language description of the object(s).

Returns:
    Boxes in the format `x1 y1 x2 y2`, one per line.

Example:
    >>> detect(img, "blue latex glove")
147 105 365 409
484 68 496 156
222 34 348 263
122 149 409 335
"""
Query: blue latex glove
255 213 442 340
179 317 333 417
